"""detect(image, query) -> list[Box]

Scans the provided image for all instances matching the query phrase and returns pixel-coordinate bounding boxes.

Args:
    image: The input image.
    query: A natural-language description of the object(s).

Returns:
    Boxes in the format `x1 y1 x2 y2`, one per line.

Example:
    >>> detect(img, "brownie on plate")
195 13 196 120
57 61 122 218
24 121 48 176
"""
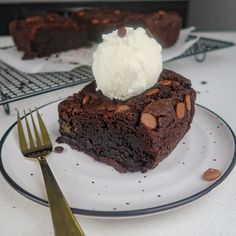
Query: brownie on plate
57 69 196 173
9 14 88 59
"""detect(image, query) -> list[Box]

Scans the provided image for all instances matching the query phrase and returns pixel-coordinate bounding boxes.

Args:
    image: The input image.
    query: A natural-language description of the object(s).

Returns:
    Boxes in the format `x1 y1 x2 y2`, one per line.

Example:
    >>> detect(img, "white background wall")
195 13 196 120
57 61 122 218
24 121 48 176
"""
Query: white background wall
188 0 236 31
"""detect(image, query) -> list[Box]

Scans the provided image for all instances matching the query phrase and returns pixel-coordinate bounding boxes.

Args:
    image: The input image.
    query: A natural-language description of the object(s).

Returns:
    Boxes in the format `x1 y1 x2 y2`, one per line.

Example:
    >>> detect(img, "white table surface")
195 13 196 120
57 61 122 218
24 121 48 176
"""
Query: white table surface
0 32 236 236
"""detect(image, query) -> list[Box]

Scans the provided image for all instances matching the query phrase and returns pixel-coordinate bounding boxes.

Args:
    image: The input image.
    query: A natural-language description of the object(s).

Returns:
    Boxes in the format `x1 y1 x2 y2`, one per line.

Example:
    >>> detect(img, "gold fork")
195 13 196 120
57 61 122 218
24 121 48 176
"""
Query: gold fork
17 109 85 236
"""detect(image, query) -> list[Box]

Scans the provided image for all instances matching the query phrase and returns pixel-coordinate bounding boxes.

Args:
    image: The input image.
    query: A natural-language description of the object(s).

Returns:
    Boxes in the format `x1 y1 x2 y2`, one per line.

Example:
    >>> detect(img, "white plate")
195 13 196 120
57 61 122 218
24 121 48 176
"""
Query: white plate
0 102 235 218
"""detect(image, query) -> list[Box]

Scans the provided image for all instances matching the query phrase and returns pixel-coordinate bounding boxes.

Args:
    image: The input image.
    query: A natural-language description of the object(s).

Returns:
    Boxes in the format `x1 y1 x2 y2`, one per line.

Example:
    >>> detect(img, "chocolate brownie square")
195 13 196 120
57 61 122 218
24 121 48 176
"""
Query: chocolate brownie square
72 8 125 42
57 69 196 173
145 10 182 47
9 14 88 59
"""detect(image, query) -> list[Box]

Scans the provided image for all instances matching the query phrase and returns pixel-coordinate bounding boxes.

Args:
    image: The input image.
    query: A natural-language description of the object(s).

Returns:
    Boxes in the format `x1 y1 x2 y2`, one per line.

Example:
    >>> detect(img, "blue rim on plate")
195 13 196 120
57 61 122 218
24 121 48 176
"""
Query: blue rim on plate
0 102 236 218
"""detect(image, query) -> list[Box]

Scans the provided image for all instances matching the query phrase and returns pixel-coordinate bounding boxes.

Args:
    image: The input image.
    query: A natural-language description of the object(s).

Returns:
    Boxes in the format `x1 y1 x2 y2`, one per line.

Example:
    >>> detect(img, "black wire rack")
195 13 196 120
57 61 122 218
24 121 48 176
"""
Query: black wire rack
173 35 235 62
0 64 93 114
0 36 235 114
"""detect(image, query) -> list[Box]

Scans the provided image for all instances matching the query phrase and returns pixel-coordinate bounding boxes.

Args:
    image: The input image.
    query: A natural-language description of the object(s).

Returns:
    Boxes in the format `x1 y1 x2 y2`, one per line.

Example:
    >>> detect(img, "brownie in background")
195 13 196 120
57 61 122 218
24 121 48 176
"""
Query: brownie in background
9 14 88 59
72 8 126 42
9 8 183 59
72 8 182 47
145 10 182 47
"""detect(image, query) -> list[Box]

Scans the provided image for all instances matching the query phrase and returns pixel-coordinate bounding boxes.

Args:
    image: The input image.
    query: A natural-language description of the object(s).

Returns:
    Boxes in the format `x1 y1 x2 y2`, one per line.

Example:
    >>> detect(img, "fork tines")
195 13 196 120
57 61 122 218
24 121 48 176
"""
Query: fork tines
17 109 52 153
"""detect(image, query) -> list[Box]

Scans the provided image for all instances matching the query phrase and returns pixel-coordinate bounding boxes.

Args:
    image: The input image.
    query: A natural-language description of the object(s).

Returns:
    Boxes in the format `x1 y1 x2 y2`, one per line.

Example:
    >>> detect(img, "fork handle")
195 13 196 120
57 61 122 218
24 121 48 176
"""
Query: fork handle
38 157 85 236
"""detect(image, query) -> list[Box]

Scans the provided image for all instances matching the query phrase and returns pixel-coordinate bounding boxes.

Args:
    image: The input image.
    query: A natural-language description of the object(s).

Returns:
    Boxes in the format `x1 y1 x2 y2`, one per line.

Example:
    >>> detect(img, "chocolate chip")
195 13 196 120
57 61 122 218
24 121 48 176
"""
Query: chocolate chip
185 95 191 112
92 19 99 24
160 80 172 86
114 10 121 15
69 62 79 65
117 27 127 38
141 113 157 129
82 95 91 105
158 10 166 17
201 81 207 85
145 88 160 96
78 12 85 17
102 19 110 24
176 103 185 119
54 146 64 153
115 105 129 113
202 168 221 181
141 166 147 173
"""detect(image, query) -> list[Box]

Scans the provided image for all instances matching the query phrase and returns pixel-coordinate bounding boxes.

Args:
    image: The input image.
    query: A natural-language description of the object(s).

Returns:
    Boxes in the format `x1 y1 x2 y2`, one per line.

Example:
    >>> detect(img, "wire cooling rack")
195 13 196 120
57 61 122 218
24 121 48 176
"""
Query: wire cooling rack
0 64 93 114
174 35 235 62
0 36 235 114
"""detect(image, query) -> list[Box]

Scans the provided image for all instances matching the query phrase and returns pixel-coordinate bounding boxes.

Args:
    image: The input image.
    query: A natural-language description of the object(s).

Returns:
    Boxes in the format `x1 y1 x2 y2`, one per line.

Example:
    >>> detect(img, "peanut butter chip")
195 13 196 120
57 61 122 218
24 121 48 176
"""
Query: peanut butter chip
185 95 191 112
78 12 85 17
203 168 221 181
176 103 185 119
26 16 41 23
82 95 91 105
114 10 121 15
96 104 106 111
92 19 99 24
117 27 127 38
145 88 160 96
160 80 172 86
102 19 110 24
158 10 167 16
141 113 157 129
116 105 129 112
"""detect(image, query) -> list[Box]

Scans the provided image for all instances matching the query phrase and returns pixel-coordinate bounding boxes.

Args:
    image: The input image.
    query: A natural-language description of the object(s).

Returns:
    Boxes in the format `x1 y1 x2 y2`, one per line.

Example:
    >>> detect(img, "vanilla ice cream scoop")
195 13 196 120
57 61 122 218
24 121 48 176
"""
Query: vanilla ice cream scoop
92 27 163 101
